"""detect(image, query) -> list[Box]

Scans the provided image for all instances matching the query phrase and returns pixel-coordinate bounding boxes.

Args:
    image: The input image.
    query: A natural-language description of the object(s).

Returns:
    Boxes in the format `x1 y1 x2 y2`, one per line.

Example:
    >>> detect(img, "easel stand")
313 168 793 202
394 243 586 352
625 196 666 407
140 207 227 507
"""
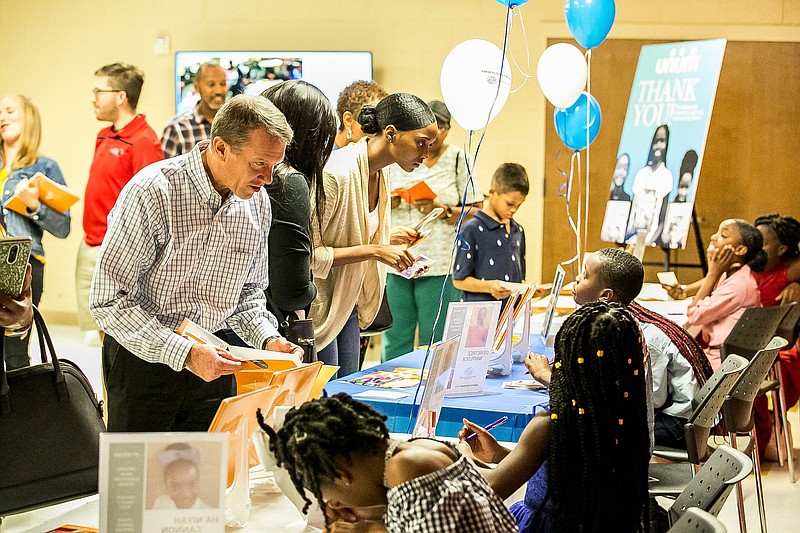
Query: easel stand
643 209 708 275
489 298 531 376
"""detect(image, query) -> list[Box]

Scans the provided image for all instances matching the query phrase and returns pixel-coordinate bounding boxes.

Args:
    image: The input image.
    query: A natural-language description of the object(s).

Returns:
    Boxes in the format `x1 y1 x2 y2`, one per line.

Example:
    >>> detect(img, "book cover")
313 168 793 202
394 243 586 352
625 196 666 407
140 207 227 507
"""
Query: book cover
392 180 437 204
4 172 79 216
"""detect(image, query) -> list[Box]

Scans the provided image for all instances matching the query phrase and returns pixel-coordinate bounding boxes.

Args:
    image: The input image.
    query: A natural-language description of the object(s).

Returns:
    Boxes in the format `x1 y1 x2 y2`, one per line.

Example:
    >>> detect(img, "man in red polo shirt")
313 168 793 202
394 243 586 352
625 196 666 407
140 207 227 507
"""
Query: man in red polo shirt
76 63 163 338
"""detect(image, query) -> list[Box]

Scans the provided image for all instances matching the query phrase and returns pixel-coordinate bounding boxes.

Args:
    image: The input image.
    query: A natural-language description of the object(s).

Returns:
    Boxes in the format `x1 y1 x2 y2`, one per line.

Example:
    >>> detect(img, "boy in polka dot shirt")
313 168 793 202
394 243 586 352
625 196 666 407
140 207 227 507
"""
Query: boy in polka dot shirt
453 163 528 306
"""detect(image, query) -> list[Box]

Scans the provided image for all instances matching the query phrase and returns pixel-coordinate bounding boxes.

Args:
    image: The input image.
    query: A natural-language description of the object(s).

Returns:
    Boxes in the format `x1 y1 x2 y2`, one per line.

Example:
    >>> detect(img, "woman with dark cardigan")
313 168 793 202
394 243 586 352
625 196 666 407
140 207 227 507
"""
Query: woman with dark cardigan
260 81 337 333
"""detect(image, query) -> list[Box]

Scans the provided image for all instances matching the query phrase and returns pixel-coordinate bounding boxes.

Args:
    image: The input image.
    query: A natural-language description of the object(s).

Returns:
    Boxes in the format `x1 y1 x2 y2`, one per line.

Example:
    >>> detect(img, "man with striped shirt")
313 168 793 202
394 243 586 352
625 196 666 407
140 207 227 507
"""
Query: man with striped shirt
90 95 303 432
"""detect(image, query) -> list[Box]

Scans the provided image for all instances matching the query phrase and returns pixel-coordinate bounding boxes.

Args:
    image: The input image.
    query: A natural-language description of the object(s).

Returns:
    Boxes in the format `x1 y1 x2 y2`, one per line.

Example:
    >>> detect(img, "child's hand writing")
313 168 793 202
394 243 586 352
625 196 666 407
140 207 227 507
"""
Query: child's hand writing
458 418 508 464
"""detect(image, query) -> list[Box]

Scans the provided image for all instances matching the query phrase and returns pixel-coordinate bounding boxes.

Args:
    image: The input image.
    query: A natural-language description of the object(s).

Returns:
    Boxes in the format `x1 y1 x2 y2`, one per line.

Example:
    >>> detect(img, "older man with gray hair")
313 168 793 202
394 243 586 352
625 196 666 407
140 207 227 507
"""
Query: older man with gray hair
91 95 301 432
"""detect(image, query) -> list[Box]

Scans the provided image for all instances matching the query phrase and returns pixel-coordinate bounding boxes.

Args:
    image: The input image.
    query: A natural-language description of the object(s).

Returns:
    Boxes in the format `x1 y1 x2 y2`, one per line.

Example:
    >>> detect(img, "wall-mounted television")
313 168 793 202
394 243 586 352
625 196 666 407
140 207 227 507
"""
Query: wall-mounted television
174 51 373 114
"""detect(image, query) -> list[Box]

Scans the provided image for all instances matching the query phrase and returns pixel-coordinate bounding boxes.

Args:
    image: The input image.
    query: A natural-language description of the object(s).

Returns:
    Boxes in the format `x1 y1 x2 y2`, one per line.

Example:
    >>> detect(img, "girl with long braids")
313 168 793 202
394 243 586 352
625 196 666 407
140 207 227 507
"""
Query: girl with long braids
460 301 651 532
259 392 517 533
311 93 438 377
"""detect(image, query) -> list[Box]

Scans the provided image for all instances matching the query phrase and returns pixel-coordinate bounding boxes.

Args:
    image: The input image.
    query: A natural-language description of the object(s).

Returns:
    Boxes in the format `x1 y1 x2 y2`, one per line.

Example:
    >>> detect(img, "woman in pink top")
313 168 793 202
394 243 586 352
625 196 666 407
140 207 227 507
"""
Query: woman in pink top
685 219 766 369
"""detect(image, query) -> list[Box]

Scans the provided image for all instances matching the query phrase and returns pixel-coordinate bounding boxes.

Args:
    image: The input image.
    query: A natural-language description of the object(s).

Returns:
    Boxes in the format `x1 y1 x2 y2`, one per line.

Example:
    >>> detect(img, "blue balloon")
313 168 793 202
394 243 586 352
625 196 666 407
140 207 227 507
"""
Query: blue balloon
496 0 529 7
564 0 616 49
553 92 602 151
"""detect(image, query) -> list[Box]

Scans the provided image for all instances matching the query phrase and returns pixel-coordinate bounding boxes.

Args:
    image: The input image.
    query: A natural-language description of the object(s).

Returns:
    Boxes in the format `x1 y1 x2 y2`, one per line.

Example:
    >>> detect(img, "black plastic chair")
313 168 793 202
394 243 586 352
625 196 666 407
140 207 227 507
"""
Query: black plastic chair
720 306 791 362
769 303 800 480
714 337 786 533
667 507 727 533
721 304 797 483
649 354 748 496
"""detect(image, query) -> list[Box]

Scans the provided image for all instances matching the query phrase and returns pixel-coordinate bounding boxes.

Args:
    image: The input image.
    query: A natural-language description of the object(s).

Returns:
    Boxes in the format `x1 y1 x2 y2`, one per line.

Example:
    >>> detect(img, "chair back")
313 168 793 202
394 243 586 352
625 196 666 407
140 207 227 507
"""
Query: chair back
667 507 727 533
720 306 791 361
668 444 752 525
685 355 748 464
775 302 800 347
722 336 787 433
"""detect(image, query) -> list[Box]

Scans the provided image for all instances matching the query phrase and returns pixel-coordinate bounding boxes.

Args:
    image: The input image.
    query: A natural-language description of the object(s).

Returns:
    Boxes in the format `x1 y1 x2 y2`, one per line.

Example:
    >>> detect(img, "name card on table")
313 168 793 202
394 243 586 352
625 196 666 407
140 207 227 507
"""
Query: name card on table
540 264 566 345
441 301 502 395
100 432 227 533
414 336 461 437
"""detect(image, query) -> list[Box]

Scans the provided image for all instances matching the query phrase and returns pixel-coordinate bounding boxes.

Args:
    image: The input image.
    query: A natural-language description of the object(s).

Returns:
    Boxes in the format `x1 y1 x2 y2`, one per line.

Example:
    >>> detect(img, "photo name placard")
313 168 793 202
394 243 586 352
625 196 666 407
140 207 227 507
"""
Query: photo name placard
100 433 227 533
442 301 502 395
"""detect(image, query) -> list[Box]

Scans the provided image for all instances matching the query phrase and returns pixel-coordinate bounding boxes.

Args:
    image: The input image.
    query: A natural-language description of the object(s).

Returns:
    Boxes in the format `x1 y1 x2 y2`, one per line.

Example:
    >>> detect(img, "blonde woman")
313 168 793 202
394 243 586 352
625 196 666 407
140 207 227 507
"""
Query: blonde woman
0 94 70 369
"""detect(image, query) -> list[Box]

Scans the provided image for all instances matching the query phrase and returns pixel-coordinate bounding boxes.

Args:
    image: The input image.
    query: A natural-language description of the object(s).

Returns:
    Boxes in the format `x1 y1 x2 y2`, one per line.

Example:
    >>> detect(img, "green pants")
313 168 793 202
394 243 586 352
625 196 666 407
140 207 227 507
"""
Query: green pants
381 274 462 362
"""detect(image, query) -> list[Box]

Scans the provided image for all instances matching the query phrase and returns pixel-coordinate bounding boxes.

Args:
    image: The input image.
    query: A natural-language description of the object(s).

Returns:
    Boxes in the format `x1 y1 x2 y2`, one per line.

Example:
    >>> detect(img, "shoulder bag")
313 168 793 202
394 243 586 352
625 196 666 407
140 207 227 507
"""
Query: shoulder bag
0 307 106 515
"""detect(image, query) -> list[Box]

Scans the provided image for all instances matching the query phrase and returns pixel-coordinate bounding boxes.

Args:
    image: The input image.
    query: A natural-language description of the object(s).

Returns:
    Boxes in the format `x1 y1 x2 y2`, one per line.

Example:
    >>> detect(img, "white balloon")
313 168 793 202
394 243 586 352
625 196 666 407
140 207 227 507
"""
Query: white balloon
536 43 587 109
440 39 512 131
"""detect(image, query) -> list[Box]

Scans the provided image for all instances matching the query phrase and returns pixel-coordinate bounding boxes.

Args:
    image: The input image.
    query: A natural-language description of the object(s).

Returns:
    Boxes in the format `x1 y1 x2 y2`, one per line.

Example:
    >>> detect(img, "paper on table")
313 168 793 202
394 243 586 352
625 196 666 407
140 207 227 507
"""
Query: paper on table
353 390 410 400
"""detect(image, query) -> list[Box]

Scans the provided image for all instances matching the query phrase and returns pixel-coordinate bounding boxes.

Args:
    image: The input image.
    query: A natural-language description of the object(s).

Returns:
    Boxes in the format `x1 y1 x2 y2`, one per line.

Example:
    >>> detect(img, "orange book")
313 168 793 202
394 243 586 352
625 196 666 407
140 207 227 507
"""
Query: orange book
268 362 324 407
4 172 79 216
392 180 437 204
208 385 286 476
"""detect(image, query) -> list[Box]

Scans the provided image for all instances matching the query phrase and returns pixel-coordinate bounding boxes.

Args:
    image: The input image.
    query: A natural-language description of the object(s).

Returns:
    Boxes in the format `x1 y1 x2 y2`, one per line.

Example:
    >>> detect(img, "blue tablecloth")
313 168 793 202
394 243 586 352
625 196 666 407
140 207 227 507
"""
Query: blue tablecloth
324 343 551 442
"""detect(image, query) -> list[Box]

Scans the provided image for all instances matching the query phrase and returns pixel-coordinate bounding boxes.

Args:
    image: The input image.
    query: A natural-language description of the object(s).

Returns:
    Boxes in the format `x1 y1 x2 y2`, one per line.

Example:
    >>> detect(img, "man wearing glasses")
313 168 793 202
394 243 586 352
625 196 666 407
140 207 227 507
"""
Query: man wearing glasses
76 63 163 341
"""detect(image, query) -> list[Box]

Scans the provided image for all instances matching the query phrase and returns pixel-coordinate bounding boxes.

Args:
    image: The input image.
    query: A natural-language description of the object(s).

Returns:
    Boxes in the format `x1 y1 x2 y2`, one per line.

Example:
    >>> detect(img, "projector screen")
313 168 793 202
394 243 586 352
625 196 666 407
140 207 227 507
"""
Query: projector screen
174 51 373 113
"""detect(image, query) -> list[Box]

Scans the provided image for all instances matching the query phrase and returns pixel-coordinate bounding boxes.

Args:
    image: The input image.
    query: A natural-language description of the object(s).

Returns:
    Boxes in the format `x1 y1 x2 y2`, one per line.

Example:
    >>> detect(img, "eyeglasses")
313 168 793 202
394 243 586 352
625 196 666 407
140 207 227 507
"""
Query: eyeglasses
91 88 122 96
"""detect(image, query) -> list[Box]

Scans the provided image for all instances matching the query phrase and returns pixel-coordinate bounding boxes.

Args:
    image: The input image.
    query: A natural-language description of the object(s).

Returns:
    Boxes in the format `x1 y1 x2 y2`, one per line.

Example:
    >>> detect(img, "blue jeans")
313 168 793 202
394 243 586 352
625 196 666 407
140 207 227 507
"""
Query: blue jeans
318 306 360 378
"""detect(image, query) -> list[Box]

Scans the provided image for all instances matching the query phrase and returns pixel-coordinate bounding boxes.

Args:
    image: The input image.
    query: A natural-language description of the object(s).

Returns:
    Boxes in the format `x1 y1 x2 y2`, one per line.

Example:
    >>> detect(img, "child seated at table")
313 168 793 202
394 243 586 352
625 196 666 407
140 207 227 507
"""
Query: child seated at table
259 393 517 533
684 219 765 369
525 248 712 448
452 163 529 306
459 301 650 533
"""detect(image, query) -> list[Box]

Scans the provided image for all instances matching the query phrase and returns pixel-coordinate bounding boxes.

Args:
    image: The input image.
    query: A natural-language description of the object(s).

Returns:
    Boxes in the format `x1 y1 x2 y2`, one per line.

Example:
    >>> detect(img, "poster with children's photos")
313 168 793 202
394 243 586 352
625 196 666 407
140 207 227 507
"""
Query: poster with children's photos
600 39 726 249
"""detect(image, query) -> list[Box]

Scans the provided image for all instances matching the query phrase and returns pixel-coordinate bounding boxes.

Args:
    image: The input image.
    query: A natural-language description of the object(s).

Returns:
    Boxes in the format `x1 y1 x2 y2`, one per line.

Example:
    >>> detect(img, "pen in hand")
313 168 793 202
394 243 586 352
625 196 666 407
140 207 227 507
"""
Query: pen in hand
466 416 509 441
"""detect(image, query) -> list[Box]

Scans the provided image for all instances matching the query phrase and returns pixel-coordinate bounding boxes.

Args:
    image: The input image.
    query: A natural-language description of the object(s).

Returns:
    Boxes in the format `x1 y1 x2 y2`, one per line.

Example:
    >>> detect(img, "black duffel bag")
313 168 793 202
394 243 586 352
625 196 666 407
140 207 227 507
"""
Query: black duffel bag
0 307 106 515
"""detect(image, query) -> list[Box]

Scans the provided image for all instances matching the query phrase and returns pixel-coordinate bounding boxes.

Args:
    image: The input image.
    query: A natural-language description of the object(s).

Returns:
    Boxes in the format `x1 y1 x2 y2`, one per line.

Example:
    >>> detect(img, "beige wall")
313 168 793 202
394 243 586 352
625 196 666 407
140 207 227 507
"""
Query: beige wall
0 0 798 322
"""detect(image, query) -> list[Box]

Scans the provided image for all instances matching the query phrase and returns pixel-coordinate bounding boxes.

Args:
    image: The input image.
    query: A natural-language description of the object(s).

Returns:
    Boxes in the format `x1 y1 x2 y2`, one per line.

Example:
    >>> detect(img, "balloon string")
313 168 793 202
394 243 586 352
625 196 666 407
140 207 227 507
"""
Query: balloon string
407 132 480 433
508 5 536 94
584 48 592 260
560 151 582 270
463 1 513 175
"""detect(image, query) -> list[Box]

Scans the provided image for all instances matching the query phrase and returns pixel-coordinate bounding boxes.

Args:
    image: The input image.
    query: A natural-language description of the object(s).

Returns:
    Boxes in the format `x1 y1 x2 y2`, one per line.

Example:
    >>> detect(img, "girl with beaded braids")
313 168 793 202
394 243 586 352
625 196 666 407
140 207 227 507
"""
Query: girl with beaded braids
459 301 651 533
311 93 438 377
259 392 517 533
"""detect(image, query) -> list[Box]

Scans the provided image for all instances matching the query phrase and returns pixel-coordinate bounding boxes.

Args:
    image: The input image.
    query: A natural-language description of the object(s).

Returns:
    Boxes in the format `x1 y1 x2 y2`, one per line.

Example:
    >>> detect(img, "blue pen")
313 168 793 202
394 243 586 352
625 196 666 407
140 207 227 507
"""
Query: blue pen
466 416 509 441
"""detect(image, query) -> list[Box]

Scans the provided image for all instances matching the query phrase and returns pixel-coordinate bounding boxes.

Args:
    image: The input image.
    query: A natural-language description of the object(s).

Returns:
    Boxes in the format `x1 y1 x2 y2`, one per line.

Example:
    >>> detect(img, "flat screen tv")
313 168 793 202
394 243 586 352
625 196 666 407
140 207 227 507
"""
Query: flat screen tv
174 51 373 114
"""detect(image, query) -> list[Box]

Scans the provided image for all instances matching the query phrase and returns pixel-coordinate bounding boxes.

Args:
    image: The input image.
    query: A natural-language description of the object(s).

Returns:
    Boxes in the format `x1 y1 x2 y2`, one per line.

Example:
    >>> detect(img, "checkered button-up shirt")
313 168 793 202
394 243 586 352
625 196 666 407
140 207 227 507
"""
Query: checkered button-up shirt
160 104 212 159
89 140 279 371
385 455 518 532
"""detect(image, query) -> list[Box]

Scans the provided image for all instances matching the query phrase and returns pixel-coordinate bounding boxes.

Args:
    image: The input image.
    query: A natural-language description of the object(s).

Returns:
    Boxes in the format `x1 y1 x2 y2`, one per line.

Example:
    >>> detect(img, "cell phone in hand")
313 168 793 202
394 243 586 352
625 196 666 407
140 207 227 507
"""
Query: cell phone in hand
0 236 32 298
657 271 679 287
414 207 444 232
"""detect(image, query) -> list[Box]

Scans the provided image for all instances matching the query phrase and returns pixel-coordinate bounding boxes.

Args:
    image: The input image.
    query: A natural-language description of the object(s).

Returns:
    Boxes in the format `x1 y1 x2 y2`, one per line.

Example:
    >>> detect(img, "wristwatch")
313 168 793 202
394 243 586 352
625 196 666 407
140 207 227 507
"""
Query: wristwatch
263 335 281 349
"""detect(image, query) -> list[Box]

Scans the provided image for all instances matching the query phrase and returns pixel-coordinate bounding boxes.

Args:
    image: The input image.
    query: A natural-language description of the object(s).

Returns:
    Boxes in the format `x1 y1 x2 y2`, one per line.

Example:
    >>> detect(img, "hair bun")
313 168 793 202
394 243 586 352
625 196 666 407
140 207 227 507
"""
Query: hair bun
358 105 379 134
